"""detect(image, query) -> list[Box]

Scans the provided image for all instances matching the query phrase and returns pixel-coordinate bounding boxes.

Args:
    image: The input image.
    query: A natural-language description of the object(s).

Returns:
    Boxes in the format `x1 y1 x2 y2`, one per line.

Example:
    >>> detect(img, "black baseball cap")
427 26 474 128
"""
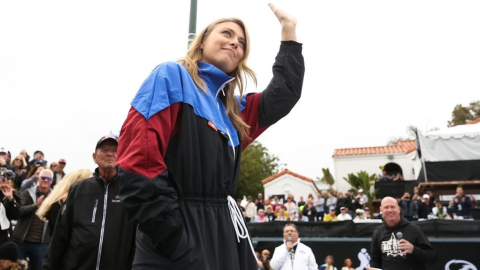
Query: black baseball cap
95 135 118 150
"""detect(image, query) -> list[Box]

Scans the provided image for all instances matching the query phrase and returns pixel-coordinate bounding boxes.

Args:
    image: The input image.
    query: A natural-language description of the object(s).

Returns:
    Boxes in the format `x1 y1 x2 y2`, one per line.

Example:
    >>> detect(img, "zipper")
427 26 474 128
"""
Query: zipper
213 77 236 159
95 183 109 270
92 199 98 223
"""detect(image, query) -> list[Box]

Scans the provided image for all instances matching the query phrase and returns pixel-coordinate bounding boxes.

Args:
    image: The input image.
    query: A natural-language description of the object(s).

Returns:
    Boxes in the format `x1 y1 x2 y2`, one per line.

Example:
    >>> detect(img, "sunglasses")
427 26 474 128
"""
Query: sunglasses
41 176 53 181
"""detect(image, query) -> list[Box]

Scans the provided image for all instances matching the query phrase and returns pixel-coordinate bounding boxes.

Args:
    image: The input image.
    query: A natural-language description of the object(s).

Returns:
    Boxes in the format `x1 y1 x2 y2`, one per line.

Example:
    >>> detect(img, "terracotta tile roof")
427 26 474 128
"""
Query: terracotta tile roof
333 140 417 157
467 118 480 125
261 169 313 185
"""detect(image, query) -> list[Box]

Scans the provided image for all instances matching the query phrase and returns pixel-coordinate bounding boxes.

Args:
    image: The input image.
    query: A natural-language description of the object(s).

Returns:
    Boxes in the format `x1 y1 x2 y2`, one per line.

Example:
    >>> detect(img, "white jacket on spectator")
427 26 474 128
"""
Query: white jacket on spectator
270 240 318 270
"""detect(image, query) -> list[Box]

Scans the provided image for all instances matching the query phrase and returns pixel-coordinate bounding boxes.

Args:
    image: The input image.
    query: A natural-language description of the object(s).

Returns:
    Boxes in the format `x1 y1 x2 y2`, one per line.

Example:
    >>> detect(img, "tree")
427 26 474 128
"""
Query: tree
234 141 283 200
314 168 335 193
387 125 419 145
343 171 379 211
448 101 480 127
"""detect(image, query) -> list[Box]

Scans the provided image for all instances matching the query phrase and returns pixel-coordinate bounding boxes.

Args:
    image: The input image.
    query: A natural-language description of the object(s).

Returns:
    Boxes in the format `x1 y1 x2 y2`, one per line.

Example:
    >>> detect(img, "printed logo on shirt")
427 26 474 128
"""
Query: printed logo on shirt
112 195 120 203
381 233 404 257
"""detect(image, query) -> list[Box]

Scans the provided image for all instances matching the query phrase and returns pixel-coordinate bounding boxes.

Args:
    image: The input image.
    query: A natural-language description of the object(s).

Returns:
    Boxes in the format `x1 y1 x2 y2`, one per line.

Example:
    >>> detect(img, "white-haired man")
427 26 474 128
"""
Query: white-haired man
12 168 53 270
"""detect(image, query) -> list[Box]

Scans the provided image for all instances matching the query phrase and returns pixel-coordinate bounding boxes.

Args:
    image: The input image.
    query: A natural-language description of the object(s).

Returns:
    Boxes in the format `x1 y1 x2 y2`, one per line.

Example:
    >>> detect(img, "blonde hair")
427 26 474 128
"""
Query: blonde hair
177 18 257 140
36 168 92 221
13 155 27 169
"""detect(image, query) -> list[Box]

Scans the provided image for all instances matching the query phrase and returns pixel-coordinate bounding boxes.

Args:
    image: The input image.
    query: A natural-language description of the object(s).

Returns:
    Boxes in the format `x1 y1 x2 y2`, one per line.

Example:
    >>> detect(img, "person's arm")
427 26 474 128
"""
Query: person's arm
270 246 289 270
43 188 75 270
464 196 472 209
18 190 39 217
408 228 436 264
2 186 20 221
308 248 319 270
369 229 382 268
116 63 185 259
46 202 62 237
240 6 304 151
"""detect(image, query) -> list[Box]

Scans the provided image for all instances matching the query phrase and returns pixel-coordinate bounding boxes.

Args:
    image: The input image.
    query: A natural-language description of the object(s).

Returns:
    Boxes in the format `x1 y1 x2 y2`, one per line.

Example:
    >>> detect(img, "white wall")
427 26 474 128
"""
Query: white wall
263 174 325 202
333 152 421 192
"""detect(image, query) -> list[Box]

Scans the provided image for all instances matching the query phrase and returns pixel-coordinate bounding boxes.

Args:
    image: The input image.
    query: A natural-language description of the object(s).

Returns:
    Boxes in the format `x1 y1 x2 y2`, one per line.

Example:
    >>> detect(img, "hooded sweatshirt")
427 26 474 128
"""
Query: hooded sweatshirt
370 216 436 270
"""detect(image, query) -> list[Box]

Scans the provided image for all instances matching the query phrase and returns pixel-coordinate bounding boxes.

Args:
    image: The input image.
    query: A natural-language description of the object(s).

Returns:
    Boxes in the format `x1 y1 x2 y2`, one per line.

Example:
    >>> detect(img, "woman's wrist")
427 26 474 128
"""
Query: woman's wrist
281 25 297 41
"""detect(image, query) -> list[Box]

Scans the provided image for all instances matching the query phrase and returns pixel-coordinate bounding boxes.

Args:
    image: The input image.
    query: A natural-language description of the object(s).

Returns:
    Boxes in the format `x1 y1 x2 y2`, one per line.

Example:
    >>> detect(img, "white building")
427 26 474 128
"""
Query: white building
262 169 329 202
333 140 421 192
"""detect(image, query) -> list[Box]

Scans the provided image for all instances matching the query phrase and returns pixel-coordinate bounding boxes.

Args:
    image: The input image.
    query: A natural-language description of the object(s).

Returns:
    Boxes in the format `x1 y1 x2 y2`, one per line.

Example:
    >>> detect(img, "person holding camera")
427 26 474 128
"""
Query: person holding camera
398 192 417 221
0 170 20 246
0 149 15 173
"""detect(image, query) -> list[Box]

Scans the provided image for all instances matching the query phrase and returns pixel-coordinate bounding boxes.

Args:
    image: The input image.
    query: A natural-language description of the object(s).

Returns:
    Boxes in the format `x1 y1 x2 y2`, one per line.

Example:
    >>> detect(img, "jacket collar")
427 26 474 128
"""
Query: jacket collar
197 61 234 97
283 237 301 247
94 166 119 185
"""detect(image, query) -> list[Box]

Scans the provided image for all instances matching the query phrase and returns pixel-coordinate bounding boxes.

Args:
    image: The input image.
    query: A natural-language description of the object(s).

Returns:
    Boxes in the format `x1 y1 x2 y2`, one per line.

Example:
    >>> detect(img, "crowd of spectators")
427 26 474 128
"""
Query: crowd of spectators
0 147 77 270
242 189 375 224
398 186 476 221
239 184 478 225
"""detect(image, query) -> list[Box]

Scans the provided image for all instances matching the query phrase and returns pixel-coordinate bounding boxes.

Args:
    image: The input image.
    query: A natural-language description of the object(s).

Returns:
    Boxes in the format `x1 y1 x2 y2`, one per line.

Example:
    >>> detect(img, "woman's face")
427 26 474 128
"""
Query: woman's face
200 21 245 74
13 156 23 167
346 259 351 267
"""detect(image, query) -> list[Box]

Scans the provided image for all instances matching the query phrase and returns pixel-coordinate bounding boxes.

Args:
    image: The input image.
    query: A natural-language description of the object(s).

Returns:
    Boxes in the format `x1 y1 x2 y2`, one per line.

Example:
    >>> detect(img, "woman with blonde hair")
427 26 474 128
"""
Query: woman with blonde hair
10 155 27 190
36 168 91 237
115 3 304 269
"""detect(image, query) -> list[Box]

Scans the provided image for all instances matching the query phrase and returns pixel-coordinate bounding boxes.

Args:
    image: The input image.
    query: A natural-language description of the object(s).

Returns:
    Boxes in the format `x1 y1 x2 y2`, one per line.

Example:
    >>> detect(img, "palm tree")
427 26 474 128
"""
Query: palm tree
343 171 379 210
313 168 335 193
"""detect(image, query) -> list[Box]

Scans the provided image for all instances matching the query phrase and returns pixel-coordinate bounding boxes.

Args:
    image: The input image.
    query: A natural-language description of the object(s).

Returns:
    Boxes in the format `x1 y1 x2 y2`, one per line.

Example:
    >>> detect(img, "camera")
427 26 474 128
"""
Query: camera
0 169 15 181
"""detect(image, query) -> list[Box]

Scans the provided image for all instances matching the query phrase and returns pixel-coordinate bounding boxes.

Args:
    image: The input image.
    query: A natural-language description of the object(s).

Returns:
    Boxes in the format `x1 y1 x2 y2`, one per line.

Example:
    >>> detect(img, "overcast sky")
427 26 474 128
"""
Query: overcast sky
1 0 479 180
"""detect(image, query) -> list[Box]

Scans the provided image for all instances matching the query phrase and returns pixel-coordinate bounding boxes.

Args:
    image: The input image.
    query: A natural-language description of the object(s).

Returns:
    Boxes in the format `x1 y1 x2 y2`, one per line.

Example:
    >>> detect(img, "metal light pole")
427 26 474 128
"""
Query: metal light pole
188 0 198 48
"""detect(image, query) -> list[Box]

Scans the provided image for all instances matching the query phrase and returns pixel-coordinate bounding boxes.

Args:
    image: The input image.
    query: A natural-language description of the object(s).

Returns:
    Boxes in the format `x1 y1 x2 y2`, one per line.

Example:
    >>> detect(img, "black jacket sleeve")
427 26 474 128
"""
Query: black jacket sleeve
46 202 62 237
19 190 37 217
411 227 436 265
4 195 20 221
369 228 382 268
43 188 74 270
258 41 305 127
118 168 183 260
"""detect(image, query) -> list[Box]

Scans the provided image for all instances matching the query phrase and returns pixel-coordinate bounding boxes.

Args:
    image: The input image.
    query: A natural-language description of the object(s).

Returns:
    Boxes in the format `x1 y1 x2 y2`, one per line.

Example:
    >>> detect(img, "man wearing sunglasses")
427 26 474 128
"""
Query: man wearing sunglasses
12 168 53 270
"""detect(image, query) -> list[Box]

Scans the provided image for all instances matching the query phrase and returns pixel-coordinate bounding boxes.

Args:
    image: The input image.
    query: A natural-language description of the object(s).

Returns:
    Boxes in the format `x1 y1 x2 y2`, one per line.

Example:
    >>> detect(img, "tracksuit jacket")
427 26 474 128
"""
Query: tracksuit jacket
43 167 136 270
116 41 304 269
370 216 436 270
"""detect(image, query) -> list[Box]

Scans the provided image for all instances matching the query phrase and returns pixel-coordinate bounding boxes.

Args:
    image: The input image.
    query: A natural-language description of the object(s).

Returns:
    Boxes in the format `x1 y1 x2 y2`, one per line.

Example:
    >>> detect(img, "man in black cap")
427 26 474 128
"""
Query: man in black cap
43 135 136 270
